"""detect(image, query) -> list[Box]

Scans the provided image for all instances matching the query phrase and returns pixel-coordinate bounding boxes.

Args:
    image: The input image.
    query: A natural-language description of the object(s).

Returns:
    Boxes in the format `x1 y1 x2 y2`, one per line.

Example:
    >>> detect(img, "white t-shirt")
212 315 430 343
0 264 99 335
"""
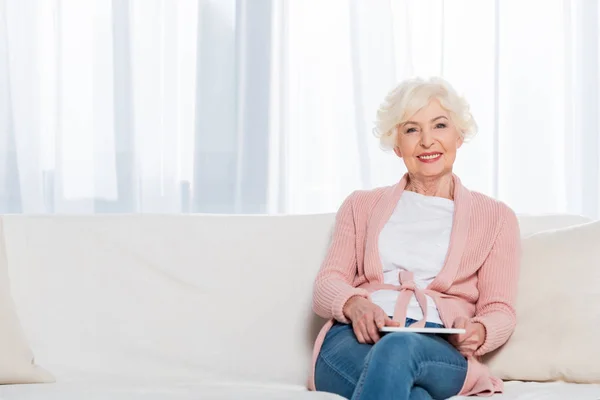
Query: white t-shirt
372 190 454 325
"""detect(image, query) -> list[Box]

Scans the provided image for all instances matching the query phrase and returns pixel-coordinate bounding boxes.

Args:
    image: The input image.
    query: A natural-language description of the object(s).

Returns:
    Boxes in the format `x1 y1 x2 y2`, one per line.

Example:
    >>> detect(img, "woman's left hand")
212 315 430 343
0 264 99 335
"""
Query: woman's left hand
449 317 485 357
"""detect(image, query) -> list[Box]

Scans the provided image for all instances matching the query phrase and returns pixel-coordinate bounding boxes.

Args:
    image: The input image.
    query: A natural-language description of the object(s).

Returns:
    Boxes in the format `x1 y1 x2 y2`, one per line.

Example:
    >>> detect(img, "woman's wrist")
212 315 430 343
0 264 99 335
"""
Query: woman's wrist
342 295 364 319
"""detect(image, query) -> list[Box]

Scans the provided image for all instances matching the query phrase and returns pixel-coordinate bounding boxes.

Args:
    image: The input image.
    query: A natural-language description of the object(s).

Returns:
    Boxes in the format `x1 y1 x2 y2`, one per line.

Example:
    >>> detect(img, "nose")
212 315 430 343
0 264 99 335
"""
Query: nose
420 128 434 148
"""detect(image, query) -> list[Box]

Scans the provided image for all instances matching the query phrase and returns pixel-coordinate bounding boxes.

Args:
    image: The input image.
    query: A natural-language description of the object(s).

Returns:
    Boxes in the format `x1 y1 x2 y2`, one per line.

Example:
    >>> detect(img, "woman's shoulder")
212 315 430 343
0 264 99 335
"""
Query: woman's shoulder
335 186 394 231
469 190 519 229
343 185 393 210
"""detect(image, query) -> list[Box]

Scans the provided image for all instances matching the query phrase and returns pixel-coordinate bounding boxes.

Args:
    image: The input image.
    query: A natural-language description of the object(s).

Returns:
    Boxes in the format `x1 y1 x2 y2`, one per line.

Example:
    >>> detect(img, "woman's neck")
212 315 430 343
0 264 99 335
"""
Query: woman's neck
405 172 454 200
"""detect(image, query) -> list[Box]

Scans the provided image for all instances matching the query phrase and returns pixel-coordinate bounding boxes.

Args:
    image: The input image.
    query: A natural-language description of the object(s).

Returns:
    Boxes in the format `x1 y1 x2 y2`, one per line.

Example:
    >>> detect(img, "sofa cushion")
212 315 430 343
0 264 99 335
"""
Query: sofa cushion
2 215 334 386
0 220 53 384
516 214 591 237
483 220 600 383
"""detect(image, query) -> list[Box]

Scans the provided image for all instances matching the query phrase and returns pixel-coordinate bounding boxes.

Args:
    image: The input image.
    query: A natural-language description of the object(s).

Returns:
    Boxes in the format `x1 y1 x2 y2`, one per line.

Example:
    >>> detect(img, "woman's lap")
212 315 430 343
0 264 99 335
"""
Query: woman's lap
315 319 467 400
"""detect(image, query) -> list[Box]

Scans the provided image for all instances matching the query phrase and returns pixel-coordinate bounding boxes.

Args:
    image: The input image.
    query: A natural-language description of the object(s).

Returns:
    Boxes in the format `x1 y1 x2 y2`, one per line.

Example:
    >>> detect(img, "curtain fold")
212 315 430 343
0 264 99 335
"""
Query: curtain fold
0 0 599 217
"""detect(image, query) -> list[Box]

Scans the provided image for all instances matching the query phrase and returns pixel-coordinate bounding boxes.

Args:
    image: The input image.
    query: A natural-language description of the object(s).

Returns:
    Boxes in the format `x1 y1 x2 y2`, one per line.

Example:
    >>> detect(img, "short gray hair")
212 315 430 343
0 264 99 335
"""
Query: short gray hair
373 77 478 150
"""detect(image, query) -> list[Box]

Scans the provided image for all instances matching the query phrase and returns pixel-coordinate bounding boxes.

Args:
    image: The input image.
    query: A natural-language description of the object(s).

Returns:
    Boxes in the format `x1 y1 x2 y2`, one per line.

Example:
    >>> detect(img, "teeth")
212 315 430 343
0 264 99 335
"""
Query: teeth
418 154 441 160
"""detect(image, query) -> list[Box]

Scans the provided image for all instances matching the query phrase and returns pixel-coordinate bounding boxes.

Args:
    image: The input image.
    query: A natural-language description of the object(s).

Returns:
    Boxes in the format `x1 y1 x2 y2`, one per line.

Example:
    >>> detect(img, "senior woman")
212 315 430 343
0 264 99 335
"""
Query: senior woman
308 77 520 400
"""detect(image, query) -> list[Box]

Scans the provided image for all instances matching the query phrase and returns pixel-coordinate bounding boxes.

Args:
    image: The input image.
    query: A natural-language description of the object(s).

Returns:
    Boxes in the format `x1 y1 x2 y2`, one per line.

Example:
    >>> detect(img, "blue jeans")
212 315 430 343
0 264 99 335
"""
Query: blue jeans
315 318 467 400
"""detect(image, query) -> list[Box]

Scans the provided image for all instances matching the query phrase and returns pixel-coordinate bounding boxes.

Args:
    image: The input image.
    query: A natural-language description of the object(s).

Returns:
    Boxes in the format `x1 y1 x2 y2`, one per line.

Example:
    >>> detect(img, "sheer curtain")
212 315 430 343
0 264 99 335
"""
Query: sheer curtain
1 0 599 217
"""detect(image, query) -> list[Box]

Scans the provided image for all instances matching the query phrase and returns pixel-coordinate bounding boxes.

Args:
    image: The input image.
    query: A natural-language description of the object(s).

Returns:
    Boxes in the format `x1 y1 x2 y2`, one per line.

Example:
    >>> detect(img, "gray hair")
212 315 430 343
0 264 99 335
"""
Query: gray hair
373 77 478 149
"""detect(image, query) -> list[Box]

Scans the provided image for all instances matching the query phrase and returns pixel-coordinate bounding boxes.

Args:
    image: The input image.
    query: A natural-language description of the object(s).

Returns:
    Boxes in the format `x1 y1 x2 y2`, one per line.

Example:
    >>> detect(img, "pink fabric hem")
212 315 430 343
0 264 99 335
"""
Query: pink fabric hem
307 319 334 391
457 357 503 397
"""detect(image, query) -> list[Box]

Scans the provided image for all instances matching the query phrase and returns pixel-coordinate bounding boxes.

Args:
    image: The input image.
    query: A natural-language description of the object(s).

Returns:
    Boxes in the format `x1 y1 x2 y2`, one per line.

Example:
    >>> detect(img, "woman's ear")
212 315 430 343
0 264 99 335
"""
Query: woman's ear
393 146 403 158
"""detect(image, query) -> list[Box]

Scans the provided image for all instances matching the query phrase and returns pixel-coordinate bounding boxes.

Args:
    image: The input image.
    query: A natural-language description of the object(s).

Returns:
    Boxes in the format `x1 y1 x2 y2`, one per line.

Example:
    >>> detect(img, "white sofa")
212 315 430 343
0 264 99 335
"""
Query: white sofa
1 213 599 399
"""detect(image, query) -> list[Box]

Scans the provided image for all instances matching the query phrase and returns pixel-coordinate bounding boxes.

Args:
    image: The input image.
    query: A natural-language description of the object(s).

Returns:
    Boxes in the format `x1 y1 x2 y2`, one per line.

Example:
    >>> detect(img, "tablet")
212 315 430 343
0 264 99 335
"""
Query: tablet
379 327 466 334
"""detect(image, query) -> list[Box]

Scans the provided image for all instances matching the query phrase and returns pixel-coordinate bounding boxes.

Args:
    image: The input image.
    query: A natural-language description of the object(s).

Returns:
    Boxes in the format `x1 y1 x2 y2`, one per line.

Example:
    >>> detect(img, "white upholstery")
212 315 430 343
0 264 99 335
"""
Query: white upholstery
484 220 600 383
457 381 600 399
515 213 592 237
0 220 53 383
0 213 598 399
0 380 597 400
0 380 344 399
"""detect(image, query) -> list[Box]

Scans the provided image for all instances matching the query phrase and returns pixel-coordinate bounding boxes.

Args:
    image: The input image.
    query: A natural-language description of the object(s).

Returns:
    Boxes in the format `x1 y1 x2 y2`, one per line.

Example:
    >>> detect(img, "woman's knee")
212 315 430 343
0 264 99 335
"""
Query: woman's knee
376 332 422 353
368 333 422 367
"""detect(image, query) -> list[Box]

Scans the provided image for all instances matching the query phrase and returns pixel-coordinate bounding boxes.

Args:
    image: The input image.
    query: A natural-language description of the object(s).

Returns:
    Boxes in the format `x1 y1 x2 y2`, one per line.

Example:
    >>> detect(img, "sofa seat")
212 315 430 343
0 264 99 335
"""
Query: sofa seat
0 380 345 400
454 381 600 399
0 379 598 400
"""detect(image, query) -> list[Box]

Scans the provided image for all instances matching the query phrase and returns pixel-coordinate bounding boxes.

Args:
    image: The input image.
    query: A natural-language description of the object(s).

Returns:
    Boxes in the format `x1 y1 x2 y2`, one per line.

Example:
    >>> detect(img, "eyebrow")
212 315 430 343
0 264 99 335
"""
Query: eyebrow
403 116 448 125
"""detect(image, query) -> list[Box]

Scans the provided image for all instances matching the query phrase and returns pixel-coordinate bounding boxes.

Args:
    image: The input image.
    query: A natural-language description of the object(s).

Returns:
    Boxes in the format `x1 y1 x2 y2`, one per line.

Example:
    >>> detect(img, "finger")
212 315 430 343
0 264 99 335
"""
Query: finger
459 340 478 351
353 323 366 344
368 329 380 344
448 333 460 346
455 333 477 347
360 312 378 344
460 324 480 345
455 333 468 344
458 344 477 357
374 312 385 330
464 321 476 334
362 324 375 344
453 317 468 329
357 320 374 344
460 339 478 350
457 340 477 349
366 319 381 343
384 315 401 327
453 317 470 344
358 314 373 344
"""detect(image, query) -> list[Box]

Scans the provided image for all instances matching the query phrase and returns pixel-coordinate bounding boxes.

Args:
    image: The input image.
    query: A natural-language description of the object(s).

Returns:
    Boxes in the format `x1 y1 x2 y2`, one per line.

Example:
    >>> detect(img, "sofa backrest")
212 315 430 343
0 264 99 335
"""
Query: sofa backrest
0 213 592 386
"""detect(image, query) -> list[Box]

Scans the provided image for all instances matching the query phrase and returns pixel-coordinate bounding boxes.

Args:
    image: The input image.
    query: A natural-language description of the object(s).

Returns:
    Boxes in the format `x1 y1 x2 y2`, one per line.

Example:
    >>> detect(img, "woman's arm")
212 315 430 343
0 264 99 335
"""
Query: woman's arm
312 192 370 323
471 207 521 356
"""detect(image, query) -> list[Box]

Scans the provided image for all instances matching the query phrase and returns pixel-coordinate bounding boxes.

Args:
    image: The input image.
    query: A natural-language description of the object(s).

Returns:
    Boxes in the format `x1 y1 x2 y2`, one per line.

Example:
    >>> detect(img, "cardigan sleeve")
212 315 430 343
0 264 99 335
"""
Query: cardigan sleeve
471 207 521 356
312 192 370 323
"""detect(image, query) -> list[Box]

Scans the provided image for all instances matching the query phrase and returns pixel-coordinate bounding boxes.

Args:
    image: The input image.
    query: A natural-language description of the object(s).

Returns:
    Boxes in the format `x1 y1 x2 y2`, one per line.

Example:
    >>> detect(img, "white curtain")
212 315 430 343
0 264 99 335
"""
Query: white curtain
1 0 599 217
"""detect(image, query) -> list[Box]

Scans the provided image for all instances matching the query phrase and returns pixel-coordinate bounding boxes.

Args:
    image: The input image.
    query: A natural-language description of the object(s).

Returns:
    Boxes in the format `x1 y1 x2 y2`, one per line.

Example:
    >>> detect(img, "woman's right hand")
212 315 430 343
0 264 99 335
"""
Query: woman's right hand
342 296 401 344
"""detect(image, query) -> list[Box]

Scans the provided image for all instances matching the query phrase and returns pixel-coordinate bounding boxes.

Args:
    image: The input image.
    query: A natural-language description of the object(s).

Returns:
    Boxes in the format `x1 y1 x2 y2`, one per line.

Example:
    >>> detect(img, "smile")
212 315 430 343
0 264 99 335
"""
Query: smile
417 153 442 160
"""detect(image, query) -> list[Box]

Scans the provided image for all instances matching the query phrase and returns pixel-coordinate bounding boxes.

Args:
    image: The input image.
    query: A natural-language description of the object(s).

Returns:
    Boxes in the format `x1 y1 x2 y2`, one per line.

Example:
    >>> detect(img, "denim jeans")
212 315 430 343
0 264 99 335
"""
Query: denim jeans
315 318 467 400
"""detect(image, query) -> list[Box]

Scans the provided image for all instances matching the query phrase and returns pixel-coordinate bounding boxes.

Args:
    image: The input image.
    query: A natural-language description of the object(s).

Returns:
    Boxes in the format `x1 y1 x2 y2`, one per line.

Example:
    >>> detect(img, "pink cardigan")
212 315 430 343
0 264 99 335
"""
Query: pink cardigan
309 174 521 397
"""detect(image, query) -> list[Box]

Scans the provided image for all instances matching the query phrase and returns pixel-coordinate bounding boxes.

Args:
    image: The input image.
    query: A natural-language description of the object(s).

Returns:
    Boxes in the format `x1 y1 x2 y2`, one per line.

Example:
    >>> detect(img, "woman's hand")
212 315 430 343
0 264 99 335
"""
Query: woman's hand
342 296 401 344
449 317 486 357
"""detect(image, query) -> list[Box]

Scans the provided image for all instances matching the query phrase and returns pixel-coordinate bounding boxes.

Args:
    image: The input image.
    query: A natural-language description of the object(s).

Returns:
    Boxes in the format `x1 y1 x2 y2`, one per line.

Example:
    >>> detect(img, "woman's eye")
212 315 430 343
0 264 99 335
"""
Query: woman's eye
406 127 417 134
435 123 447 129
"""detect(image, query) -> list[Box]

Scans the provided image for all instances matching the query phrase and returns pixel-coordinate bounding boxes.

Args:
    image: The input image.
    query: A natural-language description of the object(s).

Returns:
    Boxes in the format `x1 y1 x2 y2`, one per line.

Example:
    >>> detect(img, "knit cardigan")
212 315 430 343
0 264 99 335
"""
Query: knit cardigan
309 174 521 396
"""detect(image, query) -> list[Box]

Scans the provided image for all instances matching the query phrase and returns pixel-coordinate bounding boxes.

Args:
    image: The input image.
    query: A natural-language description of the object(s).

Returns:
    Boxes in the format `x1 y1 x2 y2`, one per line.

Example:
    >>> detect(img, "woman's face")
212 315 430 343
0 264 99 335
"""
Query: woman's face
394 99 463 179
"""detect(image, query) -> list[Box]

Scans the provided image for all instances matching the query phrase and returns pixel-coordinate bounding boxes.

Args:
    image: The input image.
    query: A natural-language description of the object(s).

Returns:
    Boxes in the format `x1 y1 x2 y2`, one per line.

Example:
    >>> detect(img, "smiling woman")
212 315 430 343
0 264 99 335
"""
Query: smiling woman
375 77 477 198
310 77 521 399
394 100 463 193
